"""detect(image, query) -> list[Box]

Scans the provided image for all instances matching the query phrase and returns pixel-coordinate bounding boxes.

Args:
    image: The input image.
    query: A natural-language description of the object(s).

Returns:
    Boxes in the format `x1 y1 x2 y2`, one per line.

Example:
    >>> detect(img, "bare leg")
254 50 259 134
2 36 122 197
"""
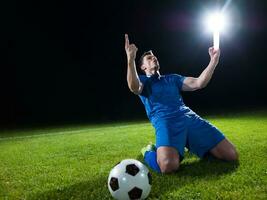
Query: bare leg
157 146 180 173
209 139 238 161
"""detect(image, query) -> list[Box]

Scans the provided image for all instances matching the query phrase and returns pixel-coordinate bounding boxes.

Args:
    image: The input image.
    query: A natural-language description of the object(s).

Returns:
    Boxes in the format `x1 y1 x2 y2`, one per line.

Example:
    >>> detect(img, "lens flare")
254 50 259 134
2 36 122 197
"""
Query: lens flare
204 12 227 50
205 12 227 32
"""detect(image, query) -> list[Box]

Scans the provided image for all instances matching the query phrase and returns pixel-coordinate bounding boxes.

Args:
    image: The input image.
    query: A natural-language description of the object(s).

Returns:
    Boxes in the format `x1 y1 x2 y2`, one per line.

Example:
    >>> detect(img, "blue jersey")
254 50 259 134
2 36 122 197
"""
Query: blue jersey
138 74 225 159
138 74 189 124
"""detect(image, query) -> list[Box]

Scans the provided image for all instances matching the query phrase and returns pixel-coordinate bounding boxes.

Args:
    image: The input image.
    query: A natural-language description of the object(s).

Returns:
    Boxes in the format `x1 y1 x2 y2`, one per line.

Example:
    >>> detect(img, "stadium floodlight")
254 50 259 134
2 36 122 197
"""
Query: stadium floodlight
205 12 227 50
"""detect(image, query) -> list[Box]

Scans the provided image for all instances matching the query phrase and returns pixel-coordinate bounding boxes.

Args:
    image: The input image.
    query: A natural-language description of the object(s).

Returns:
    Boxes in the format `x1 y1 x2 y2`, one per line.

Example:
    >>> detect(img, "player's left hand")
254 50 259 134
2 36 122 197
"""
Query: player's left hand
209 47 220 65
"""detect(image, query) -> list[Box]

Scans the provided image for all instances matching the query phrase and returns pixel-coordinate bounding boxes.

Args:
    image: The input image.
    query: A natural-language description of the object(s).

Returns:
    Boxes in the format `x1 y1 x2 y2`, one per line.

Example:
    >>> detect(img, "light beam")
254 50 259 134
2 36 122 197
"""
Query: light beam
205 12 227 50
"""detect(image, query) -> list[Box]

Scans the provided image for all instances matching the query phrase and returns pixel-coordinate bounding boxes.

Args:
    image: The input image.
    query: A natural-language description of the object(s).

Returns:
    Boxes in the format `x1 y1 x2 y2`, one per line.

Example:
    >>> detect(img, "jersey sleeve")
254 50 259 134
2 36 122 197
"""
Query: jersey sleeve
139 75 147 84
173 74 186 90
138 75 148 96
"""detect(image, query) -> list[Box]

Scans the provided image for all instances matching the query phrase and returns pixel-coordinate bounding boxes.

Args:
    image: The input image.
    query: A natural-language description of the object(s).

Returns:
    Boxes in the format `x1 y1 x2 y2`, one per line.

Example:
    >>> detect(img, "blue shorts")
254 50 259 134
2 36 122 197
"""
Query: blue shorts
153 111 225 158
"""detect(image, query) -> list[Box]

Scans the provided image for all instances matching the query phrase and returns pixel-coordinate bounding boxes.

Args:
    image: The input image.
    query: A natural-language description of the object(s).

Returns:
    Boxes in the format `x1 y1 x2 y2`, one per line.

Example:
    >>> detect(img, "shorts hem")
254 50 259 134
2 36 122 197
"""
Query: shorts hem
155 144 185 159
199 135 226 158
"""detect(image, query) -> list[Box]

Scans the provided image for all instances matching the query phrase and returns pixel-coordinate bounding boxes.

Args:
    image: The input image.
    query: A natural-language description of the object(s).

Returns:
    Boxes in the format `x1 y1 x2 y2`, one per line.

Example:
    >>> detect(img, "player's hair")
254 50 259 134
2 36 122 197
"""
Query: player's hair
138 50 153 70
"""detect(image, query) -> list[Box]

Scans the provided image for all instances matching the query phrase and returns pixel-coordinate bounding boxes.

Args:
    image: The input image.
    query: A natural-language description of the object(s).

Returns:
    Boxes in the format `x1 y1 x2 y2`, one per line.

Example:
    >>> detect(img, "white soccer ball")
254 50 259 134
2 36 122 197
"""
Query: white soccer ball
107 159 152 200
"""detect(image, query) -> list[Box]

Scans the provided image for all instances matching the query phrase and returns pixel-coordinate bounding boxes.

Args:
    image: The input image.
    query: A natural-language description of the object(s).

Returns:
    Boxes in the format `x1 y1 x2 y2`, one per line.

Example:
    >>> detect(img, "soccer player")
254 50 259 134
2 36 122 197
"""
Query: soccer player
124 34 238 173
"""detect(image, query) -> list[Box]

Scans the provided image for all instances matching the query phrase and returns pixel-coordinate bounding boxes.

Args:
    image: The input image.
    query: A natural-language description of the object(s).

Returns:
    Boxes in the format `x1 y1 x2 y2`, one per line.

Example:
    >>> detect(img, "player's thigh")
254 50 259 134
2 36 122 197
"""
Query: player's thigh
187 115 225 157
155 119 187 158
209 138 238 161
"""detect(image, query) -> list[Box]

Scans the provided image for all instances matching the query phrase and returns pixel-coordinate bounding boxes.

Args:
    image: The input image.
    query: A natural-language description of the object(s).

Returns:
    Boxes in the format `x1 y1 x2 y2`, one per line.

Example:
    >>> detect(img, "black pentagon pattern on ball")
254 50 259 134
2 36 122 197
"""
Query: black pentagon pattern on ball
109 177 119 191
128 187 142 199
148 172 152 185
125 164 140 176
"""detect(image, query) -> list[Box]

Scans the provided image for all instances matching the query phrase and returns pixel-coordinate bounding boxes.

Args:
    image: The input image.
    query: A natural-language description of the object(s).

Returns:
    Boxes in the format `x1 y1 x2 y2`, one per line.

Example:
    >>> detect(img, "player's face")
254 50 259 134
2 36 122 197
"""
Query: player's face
141 54 160 74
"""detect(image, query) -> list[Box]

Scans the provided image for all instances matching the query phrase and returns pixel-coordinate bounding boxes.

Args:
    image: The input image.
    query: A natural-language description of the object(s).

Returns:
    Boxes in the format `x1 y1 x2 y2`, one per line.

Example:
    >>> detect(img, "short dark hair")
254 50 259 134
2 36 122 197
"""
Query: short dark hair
138 50 153 68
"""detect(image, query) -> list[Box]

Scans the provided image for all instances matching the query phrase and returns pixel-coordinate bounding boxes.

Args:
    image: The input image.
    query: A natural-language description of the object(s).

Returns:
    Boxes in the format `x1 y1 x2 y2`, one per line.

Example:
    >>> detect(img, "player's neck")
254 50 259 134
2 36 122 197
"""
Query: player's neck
146 70 161 78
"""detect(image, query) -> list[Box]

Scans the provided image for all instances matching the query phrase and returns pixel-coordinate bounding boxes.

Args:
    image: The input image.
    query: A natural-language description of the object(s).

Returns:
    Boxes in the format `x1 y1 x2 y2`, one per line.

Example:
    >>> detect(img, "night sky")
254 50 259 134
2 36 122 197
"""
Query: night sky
2 0 267 127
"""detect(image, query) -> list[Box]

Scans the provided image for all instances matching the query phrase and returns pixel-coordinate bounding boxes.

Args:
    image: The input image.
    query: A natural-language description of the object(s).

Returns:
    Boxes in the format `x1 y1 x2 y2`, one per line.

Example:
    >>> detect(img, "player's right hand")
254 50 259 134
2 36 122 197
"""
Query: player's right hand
125 34 138 61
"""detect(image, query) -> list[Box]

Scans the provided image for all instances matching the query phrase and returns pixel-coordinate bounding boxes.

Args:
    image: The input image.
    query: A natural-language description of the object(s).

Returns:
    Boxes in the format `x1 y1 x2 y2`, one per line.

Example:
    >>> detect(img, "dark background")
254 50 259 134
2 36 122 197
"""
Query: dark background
1 0 267 127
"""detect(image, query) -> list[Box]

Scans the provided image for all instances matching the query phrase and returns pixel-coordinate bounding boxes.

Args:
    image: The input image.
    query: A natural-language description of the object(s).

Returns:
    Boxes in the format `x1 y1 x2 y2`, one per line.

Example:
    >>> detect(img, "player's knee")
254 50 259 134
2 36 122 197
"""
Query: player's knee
226 149 239 161
158 159 179 174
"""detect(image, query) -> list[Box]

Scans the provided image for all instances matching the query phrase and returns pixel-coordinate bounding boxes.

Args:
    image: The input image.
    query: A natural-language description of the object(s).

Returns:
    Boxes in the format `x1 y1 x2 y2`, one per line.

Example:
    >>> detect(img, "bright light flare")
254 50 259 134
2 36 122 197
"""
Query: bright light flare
206 12 227 32
204 12 227 50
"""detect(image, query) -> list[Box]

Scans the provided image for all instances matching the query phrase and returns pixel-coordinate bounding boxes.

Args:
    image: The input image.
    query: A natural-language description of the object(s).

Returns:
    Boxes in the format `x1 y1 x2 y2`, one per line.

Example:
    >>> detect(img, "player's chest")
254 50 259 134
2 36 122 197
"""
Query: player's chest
148 79 178 97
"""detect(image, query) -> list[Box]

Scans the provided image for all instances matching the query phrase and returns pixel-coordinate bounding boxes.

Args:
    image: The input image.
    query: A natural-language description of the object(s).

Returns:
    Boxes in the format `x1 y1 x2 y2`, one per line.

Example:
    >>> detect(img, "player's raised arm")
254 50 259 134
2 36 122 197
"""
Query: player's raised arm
125 34 143 94
182 47 220 91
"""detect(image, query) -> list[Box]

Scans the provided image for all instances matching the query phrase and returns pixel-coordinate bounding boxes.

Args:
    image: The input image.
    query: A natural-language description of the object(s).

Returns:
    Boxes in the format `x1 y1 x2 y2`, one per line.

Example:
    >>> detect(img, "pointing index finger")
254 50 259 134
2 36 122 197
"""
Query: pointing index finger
125 34 129 48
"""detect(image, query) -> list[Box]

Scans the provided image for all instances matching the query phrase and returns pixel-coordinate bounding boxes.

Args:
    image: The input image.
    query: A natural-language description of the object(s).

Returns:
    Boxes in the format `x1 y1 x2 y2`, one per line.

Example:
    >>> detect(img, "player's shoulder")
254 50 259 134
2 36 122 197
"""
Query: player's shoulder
165 74 183 79
168 73 183 76
138 74 149 82
139 74 147 79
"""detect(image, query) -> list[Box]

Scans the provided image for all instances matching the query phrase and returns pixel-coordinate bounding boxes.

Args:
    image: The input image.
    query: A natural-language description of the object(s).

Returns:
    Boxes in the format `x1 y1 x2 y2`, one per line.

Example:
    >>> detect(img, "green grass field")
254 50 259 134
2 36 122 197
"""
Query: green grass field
1 111 267 199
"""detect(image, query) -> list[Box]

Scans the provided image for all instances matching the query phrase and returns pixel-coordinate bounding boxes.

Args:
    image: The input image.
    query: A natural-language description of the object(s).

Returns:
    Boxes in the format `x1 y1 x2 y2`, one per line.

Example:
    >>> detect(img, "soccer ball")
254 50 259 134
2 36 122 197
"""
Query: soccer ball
108 159 152 200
